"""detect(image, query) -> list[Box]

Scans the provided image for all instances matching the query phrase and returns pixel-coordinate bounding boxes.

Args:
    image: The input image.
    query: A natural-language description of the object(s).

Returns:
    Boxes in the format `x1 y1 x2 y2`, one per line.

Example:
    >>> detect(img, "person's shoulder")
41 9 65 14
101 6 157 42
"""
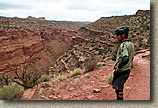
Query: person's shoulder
128 41 134 48
123 41 133 48
129 41 134 45
126 40 133 45
129 41 133 44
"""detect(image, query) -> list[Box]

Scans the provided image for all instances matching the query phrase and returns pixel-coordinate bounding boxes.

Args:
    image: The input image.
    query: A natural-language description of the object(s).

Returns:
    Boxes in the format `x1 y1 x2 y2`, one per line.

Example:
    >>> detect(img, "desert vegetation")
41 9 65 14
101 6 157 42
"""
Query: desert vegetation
0 10 150 100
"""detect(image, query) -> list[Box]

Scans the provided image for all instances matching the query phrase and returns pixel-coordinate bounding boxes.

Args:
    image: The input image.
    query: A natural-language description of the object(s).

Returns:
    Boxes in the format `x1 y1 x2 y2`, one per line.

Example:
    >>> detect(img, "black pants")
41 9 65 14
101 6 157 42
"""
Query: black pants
112 69 131 90
112 69 131 100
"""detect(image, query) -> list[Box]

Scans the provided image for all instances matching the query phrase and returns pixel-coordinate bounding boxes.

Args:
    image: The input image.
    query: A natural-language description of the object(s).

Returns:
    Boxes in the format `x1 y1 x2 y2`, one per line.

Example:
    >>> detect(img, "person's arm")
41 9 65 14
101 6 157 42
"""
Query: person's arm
118 56 129 69
116 43 129 71
112 55 116 61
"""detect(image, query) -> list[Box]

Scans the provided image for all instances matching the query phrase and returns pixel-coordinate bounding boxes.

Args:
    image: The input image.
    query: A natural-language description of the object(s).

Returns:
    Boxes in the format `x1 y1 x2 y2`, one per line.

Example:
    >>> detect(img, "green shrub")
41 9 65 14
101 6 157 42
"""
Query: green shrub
86 74 90 79
0 83 24 100
97 63 102 67
103 56 106 59
50 70 55 75
38 75 51 82
70 68 82 76
58 77 66 82
93 47 99 51
41 83 51 88
65 59 69 63
85 58 98 72
107 74 113 85
138 37 143 41
91 44 94 47
112 36 116 39
138 40 143 47
109 48 112 52
147 37 150 44
45 68 50 74
64 55 68 57
75 61 81 68
0 76 2 82
142 43 149 49
97 62 105 67
68 47 72 50
79 43 82 46
56 75 67 81
132 34 136 38
104 49 108 54
133 38 138 42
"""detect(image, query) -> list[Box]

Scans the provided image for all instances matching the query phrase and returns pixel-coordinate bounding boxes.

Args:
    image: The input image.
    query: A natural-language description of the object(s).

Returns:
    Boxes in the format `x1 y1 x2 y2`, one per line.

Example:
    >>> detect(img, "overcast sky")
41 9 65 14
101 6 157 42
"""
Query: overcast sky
0 0 150 22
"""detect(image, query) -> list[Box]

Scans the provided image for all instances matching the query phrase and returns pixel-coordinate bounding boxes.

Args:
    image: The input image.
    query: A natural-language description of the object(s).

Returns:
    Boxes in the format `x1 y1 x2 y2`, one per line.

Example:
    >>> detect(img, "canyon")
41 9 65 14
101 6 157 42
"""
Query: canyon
0 10 150 100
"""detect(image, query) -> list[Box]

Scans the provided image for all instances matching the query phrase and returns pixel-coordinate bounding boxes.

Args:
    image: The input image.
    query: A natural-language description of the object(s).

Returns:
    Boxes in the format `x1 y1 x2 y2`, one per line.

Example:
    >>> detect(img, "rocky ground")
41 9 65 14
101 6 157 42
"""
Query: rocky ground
0 10 150 100
22 49 150 100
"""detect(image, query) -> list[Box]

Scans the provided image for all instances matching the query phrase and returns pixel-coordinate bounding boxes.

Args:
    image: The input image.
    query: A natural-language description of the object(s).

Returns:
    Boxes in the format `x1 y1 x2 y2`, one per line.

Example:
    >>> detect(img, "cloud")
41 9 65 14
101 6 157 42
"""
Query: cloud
0 2 32 10
66 4 90 10
65 0 92 10
0 0 150 22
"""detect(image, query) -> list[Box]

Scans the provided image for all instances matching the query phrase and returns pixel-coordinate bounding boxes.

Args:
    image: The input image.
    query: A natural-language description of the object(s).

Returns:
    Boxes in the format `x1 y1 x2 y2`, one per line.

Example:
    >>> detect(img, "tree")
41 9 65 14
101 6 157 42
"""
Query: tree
11 62 41 90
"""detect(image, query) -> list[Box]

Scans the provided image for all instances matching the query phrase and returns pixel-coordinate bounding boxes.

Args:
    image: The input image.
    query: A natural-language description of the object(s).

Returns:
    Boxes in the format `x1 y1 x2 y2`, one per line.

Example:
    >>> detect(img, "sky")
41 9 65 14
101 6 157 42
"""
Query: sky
0 0 150 22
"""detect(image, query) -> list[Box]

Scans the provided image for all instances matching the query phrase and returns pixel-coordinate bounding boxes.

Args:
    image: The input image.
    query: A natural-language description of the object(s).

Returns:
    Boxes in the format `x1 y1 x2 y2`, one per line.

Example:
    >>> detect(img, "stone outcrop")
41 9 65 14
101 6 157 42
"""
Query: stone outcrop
0 16 80 77
27 16 45 20
136 10 150 16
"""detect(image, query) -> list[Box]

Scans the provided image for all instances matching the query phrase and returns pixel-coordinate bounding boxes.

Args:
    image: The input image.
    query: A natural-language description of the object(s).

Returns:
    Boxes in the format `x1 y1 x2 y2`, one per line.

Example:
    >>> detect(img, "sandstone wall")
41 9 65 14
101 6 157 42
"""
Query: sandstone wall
0 27 76 76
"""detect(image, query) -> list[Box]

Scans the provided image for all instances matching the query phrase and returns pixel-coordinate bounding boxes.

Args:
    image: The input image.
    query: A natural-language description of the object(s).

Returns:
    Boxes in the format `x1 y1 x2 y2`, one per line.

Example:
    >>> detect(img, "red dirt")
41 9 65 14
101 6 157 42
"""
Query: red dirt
22 50 150 100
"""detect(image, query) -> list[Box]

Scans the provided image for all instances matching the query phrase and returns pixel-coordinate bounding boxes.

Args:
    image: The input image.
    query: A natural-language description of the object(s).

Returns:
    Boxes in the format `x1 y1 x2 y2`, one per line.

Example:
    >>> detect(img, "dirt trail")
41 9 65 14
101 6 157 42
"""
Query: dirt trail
124 50 150 100
22 50 150 100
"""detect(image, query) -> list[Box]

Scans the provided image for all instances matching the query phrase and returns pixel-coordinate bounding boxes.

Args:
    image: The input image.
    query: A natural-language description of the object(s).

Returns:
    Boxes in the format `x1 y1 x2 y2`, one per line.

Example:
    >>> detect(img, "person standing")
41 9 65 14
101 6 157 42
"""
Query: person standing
112 26 134 100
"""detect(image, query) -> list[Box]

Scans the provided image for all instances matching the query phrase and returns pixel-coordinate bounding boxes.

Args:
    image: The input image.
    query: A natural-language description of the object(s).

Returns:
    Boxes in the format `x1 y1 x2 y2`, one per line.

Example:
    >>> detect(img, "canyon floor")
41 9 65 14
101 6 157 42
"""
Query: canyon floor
22 49 150 100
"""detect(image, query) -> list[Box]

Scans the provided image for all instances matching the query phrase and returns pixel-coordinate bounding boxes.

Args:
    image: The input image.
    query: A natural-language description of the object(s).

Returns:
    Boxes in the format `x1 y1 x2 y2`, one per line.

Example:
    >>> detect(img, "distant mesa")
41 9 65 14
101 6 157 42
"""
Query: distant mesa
27 16 45 20
136 10 150 16
13 16 18 18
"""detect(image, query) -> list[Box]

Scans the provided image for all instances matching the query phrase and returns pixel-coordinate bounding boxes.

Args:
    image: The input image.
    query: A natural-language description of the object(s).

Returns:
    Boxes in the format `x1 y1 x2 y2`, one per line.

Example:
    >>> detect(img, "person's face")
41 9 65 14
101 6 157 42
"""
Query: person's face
116 34 122 42
116 34 125 42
